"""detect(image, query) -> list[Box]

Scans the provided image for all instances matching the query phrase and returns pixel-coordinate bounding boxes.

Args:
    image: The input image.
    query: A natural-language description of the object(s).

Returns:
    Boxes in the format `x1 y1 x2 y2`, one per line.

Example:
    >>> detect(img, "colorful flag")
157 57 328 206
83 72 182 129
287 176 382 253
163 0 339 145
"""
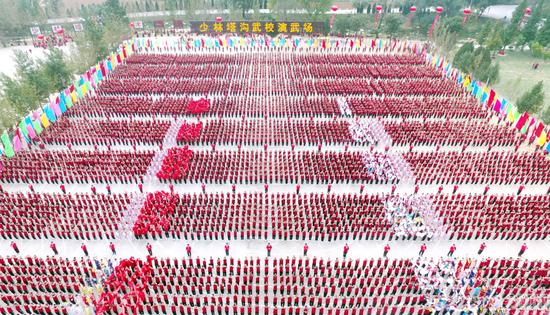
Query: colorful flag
32 120 43 135
12 134 22 152
26 124 36 139
515 112 529 130
1 131 14 158
487 89 496 107
534 122 545 137
59 94 67 114
493 99 501 113
40 113 51 128
538 130 547 146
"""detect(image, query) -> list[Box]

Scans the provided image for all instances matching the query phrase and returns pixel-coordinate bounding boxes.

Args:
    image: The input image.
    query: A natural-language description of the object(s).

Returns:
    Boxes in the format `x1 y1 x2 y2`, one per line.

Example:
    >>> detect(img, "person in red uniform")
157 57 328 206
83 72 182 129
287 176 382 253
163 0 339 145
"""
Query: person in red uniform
225 243 230 256
343 244 349 258
264 184 268 193
517 185 525 195
478 242 486 255
360 184 365 194
266 243 272 257
81 243 88 256
10 241 19 254
138 183 143 193
448 244 456 257
303 243 309 256
296 185 300 195
484 185 490 195
202 183 206 194
327 184 331 193
91 186 96 195
519 243 528 257
106 184 111 195
50 242 58 255
419 243 427 256
146 243 152 255
453 185 458 194
232 184 236 194
109 242 116 255
60 184 66 194
383 244 390 258
186 244 192 257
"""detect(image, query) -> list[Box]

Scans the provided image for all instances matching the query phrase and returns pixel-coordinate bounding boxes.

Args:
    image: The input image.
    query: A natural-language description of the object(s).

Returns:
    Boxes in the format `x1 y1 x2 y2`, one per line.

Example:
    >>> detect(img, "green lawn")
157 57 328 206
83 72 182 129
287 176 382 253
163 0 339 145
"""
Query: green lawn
492 51 550 111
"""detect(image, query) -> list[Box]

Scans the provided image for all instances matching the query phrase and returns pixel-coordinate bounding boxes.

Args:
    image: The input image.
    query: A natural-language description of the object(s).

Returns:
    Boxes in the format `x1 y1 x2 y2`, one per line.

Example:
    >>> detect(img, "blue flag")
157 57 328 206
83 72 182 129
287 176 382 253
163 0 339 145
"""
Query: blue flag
59 94 67 114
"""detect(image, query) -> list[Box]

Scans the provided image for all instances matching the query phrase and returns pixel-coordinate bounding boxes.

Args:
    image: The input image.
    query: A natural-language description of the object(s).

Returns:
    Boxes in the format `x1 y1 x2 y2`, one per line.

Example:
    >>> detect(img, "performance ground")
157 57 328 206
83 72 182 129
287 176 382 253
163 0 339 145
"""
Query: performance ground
1 37 549 314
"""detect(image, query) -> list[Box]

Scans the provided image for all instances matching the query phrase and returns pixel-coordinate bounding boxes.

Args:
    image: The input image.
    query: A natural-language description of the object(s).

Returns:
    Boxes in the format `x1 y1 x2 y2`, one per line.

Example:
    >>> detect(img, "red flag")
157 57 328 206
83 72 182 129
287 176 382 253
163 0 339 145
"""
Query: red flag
516 112 529 130
534 122 545 137
371 39 376 48
487 89 496 107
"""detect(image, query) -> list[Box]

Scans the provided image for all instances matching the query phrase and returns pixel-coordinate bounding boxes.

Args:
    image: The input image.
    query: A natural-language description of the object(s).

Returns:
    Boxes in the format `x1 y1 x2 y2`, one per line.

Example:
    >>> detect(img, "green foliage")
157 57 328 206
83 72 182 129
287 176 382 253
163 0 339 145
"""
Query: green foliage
445 17 463 34
477 20 493 45
453 42 475 72
521 0 544 46
537 16 550 47
353 0 368 14
541 105 550 125
296 0 331 20
453 42 499 85
71 0 129 71
516 81 545 114
502 0 528 47
232 0 254 19
432 24 457 57
485 23 504 52
383 15 402 38
0 49 72 117
531 41 545 58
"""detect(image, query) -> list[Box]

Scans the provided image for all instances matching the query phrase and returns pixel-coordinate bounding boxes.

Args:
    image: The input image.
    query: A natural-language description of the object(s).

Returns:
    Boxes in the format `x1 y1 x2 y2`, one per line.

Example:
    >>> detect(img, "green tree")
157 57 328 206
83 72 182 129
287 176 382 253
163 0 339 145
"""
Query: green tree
486 24 504 52
40 48 72 92
502 0 528 47
541 105 550 124
531 41 545 58
0 49 72 117
521 0 544 46
296 0 331 20
453 42 475 73
384 15 401 39
477 20 493 45
516 81 545 114
445 16 463 34
353 0 368 14
232 0 254 19
536 15 550 46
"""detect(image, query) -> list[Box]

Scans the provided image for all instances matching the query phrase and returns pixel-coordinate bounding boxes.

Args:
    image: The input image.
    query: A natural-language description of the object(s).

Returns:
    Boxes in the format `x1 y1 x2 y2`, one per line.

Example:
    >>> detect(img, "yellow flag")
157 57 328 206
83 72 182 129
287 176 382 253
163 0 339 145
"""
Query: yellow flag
463 76 470 88
538 130 547 146
507 110 515 123
71 91 78 103
81 84 87 95
40 113 50 128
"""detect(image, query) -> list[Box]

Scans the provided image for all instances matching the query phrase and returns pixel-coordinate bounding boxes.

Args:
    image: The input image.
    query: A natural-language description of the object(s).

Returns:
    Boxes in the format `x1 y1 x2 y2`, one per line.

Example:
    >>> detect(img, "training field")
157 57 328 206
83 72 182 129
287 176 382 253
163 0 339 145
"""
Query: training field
0 37 549 314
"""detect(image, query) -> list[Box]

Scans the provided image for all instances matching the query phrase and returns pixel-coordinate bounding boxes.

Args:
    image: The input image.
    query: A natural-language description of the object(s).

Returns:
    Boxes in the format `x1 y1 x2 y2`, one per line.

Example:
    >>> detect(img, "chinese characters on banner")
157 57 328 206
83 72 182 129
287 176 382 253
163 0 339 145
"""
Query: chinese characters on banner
30 26 41 35
190 21 324 34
